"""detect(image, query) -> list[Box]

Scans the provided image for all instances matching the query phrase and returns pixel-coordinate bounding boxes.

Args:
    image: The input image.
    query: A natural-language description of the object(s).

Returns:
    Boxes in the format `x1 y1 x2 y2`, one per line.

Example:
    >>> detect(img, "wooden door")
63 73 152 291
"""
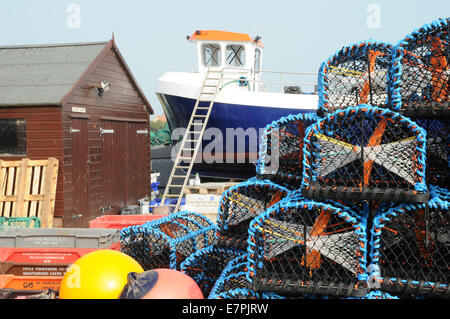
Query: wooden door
70 118 89 227
127 122 150 205
102 120 150 213
102 120 127 213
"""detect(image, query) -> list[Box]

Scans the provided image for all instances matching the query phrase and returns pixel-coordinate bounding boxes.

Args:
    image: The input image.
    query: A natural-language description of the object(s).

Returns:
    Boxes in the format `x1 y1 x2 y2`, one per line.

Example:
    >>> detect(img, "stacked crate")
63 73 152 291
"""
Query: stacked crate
0 228 121 297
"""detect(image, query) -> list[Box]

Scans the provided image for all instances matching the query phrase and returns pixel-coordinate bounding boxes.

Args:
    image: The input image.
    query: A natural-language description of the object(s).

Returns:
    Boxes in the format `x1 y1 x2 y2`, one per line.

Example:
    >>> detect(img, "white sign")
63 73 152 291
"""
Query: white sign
71 106 86 113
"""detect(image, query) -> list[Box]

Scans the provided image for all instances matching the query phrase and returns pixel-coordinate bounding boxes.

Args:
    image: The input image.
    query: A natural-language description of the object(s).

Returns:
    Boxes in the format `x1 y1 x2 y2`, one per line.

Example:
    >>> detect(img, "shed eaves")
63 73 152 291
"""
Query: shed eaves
0 42 108 107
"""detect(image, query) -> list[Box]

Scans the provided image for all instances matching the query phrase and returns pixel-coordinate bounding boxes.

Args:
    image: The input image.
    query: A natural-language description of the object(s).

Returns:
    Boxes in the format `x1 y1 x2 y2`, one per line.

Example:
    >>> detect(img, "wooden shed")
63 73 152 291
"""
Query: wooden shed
0 39 154 227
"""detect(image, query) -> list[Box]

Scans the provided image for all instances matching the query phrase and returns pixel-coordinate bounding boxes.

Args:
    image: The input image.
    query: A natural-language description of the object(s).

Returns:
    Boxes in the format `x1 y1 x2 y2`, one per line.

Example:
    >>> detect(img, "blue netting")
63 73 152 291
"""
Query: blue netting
120 211 215 270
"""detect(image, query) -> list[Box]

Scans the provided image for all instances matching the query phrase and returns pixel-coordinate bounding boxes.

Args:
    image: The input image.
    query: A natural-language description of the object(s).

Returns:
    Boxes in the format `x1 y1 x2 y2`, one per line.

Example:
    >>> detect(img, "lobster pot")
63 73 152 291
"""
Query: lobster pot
180 245 244 298
120 211 215 270
215 179 289 250
208 254 285 299
389 18 449 115
247 200 369 298
318 41 393 116
256 113 318 189
370 186 450 298
301 105 428 203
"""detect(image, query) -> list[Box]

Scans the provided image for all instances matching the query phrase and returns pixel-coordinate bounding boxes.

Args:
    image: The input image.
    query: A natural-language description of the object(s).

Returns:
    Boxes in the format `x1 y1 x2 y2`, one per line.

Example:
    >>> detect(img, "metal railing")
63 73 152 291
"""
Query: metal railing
220 67 318 93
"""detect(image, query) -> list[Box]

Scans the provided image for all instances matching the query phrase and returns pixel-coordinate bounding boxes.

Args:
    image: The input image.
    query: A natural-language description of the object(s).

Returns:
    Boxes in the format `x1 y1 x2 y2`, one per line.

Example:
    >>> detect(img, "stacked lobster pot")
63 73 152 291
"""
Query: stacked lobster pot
120 17 448 300
369 18 449 298
180 178 291 298
244 17 448 299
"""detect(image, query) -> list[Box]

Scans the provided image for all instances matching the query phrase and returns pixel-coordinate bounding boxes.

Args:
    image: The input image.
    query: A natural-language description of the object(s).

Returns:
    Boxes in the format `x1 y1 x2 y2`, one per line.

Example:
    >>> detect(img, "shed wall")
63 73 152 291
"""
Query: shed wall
62 46 150 227
0 106 64 219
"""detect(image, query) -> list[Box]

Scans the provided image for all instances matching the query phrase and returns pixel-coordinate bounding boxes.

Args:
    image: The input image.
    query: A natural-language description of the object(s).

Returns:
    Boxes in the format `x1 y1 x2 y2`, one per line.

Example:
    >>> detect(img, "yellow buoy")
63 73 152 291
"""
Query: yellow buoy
59 249 144 299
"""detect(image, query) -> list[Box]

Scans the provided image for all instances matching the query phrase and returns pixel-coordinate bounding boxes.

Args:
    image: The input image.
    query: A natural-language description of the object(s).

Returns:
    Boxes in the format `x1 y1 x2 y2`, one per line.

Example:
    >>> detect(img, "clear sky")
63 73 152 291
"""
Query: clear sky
1 0 449 115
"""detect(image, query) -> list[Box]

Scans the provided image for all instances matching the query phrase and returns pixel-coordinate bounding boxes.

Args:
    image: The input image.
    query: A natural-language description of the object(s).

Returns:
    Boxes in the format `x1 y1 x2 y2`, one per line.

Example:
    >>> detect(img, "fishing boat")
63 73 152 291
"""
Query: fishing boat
155 30 318 179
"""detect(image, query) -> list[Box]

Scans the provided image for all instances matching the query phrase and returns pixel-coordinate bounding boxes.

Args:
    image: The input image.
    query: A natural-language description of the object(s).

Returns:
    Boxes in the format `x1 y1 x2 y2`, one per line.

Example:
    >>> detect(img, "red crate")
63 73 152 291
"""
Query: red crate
89 214 167 229
0 244 119 264
0 274 62 291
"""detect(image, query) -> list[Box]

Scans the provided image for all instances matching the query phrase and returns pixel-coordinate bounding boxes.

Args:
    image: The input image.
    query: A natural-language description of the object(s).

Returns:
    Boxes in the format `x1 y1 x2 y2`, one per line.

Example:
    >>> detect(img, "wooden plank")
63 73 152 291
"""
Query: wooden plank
0 161 22 168
39 158 59 228
23 194 45 201
0 195 18 202
14 159 29 218
28 166 41 218
4 167 16 217
35 165 47 222
0 161 6 216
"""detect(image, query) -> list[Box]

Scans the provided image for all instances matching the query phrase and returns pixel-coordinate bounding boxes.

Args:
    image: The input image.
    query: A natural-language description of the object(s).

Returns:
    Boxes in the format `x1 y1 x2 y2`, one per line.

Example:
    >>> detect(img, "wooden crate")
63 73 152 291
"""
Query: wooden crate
185 182 238 195
0 158 59 228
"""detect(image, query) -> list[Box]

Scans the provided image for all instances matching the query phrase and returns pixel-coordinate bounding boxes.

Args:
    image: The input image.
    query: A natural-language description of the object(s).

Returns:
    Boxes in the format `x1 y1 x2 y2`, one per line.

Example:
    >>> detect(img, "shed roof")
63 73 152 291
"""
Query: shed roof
0 40 153 113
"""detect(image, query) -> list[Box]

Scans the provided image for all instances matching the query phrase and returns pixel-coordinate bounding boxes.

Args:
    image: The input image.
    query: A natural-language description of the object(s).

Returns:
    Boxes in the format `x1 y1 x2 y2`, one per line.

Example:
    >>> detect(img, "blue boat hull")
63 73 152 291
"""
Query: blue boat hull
157 93 316 179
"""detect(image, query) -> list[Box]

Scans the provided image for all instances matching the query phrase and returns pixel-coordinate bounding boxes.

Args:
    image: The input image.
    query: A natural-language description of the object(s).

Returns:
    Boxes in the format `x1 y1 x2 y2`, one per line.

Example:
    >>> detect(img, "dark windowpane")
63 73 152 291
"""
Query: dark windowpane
0 119 26 156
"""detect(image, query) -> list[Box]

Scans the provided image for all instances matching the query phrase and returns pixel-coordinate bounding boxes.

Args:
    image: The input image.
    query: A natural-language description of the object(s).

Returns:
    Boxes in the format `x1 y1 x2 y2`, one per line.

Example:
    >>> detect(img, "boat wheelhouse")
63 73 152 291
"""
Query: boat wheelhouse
155 30 318 179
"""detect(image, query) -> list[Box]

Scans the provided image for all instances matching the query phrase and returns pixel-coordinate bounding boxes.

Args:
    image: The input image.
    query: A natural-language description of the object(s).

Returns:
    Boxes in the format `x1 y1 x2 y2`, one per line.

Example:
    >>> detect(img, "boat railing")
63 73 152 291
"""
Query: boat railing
220 67 318 94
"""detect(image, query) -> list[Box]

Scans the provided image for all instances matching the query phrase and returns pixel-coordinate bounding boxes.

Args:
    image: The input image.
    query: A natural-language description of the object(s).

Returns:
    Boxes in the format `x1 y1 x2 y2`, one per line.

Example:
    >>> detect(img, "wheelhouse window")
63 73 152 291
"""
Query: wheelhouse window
0 119 26 156
202 43 221 67
226 45 245 67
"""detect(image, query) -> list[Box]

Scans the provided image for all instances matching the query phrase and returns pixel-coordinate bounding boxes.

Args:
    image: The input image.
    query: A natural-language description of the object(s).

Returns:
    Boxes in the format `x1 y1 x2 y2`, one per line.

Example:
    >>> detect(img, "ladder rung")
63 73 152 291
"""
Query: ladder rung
172 175 187 178
175 165 189 169
193 115 207 118
195 107 210 110
164 195 180 198
167 185 183 188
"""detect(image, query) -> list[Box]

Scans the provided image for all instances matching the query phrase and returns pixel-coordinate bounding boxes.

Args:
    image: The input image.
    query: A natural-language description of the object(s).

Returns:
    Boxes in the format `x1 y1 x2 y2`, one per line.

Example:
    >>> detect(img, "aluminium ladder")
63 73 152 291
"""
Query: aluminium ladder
160 69 223 212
